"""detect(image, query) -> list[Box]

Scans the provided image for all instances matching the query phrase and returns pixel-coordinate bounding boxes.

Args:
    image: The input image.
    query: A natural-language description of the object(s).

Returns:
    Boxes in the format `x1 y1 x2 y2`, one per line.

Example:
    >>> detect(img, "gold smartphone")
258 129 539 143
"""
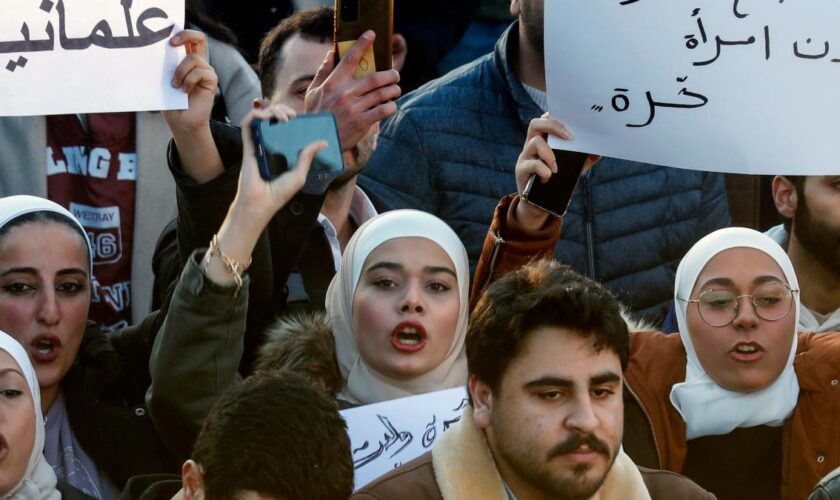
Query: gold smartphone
334 0 394 77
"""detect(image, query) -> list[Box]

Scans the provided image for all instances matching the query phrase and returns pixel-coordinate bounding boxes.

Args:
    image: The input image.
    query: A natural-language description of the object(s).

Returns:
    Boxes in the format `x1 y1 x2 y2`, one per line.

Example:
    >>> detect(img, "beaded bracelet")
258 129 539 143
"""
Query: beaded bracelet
205 234 251 296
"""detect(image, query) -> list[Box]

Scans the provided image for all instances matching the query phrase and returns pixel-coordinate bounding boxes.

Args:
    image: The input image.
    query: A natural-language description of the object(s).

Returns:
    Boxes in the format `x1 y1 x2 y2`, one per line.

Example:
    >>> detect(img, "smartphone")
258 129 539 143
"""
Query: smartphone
250 112 345 195
334 0 394 76
521 149 588 218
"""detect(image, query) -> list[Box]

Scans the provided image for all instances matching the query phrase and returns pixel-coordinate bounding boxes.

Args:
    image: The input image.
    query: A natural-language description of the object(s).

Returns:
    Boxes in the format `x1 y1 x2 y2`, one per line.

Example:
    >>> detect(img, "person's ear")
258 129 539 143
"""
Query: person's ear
181 460 205 500
469 375 494 429
510 0 522 17
392 33 407 73
772 176 798 220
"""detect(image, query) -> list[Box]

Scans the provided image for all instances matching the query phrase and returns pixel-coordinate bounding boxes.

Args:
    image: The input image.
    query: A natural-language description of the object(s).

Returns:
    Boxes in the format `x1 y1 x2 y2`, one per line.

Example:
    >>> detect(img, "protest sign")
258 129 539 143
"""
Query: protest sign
545 1 840 175
341 387 469 490
0 0 186 116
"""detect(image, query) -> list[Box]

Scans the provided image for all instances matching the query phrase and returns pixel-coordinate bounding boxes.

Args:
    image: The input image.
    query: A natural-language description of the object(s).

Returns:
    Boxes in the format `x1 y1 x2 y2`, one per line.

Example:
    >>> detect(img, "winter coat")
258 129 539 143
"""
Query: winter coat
353 408 714 500
60 249 247 489
359 21 731 324
811 467 840 500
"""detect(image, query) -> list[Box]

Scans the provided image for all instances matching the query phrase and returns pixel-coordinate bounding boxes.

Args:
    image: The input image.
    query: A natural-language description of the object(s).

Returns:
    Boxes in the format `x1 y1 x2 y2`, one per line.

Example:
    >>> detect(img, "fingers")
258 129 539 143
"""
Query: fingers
181 66 217 94
310 49 336 89
522 135 557 173
357 101 398 130
352 69 400 98
334 31 376 78
526 117 572 143
292 140 328 179
354 82 402 112
239 108 274 157
519 159 554 184
170 30 208 57
171 52 214 89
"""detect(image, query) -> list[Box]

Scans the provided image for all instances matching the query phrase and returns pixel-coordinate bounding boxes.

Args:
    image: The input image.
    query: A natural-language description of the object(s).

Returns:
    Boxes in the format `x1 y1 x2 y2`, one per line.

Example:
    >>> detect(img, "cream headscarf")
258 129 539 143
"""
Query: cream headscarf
0 330 60 500
0 195 92 272
325 210 470 405
670 227 800 439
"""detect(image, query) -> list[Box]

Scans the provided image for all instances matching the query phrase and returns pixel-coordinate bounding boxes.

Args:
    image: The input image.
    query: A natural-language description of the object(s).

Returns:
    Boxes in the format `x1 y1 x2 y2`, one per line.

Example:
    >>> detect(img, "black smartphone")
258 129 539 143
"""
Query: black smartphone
250 112 344 195
521 149 588 218
334 0 394 75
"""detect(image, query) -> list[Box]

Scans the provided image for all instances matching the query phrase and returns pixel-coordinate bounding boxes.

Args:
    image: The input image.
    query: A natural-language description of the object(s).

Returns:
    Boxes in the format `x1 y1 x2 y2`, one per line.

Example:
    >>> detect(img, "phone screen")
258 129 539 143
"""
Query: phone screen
250 112 345 193
522 149 588 218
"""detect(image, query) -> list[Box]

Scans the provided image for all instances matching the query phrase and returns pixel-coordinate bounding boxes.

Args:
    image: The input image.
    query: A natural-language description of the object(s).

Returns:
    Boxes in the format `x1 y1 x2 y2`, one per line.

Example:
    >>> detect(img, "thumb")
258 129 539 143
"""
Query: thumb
310 50 336 89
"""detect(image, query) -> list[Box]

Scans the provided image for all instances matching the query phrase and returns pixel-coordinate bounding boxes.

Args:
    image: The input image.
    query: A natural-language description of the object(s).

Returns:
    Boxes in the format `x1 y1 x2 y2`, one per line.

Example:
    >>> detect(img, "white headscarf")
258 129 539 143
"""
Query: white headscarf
0 330 60 500
670 227 800 439
325 210 470 405
0 195 92 273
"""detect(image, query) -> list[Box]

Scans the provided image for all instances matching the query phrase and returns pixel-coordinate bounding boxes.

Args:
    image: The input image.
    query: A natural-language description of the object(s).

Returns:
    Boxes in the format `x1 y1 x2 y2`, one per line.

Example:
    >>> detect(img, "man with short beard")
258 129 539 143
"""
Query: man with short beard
768 176 840 332
359 0 730 326
354 260 712 500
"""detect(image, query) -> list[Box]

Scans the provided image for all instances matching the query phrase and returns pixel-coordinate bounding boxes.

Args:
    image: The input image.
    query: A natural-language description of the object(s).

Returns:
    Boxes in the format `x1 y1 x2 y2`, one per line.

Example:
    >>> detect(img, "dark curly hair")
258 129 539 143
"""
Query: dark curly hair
467 259 630 398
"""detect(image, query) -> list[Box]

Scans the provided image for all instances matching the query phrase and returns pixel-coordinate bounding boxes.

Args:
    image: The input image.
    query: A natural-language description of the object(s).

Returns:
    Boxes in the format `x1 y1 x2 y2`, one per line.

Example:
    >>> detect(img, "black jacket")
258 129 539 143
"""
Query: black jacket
811 467 840 500
62 316 178 491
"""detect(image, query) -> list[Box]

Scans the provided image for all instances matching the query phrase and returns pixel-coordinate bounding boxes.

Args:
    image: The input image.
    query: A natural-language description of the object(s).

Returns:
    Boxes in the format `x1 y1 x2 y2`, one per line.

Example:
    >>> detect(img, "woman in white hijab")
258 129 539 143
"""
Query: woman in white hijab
0 329 60 500
621 227 840 500
325 209 470 406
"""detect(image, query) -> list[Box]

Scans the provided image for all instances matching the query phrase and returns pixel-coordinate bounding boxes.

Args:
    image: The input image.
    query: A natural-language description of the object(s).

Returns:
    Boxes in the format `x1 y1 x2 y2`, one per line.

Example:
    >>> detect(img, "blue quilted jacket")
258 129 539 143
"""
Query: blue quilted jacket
359 22 731 323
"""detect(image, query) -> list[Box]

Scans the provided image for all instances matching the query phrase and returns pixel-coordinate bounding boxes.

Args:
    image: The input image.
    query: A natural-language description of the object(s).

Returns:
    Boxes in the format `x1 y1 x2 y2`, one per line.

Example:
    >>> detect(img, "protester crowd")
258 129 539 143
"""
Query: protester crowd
0 0 838 499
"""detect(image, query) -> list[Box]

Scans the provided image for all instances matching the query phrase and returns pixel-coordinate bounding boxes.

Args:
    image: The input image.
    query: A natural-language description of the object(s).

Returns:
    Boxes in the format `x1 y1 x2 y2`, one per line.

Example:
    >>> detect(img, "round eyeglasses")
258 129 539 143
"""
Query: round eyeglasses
677 281 799 327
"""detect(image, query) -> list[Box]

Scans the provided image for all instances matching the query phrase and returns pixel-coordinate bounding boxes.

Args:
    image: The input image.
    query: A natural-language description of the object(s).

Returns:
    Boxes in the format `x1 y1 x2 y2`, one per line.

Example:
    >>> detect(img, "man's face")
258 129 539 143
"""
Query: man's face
792 176 840 274
474 326 623 499
514 0 545 56
268 34 332 114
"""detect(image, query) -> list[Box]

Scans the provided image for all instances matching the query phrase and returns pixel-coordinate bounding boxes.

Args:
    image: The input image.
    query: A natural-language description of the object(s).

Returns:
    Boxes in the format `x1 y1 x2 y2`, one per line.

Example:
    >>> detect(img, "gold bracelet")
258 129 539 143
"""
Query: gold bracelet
205 234 251 296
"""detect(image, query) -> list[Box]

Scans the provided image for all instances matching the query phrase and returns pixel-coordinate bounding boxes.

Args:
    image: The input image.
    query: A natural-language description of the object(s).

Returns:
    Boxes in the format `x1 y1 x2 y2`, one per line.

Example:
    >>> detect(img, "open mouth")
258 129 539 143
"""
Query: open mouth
731 342 763 361
390 322 427 352
30 335 61 363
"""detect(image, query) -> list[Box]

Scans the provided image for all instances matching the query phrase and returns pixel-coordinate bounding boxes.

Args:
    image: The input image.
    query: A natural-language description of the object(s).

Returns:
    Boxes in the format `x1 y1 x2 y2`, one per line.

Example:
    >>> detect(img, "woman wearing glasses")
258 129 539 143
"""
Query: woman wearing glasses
468 115 840 500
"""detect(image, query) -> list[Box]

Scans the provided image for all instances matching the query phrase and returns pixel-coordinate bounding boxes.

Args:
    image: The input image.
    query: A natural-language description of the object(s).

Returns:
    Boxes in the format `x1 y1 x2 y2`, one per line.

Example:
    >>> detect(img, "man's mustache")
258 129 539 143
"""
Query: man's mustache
547 433 610 459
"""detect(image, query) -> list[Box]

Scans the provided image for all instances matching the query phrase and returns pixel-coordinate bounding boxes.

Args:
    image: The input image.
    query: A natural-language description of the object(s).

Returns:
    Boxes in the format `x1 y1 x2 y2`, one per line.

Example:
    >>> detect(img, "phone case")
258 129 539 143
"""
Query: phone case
334 0 393 73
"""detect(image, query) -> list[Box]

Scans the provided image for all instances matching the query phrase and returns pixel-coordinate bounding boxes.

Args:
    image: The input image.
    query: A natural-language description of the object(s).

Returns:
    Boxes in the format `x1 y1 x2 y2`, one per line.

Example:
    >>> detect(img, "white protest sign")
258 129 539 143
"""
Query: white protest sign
0 0 186 116
341 387 469 490
545 1 840 175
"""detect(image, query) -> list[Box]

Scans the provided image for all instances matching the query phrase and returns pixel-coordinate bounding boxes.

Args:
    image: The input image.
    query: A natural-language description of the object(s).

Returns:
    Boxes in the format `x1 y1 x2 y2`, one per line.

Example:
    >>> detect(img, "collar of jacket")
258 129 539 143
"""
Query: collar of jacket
430 407 651 500
493 20 544 132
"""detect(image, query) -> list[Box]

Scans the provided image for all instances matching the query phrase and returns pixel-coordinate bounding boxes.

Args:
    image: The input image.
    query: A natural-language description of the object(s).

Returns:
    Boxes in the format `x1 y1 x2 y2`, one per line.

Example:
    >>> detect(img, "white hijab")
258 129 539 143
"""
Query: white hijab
0 330 60 500
325 210 470 405
0 195 92 272
670 227 800 439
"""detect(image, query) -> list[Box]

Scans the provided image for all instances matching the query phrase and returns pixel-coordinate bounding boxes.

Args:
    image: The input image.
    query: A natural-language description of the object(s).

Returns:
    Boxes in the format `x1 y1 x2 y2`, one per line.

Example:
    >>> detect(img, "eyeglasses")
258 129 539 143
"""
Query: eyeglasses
677 282 799 327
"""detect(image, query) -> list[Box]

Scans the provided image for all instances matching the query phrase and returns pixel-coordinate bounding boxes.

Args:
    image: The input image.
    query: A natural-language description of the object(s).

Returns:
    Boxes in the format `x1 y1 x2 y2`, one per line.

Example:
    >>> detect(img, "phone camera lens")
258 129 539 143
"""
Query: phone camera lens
341 0 359 22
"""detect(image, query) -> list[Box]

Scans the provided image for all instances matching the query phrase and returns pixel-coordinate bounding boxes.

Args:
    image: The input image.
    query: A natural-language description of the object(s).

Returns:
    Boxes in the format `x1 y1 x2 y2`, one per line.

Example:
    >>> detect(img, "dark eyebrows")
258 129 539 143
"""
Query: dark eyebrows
365 262 457 279
699 275 785 290
0 267 87 278
524 371 621 390
292 74 316 85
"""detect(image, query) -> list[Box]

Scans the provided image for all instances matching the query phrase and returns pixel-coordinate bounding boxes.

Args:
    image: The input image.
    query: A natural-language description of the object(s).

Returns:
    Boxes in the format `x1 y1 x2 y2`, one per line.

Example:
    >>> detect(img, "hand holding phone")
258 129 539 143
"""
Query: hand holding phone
513 115 591 230
250 112 345 195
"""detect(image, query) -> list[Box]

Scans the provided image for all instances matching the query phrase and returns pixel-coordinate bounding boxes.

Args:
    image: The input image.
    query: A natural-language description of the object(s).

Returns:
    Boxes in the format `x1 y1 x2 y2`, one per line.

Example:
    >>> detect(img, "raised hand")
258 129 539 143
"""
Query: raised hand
304 31 401 152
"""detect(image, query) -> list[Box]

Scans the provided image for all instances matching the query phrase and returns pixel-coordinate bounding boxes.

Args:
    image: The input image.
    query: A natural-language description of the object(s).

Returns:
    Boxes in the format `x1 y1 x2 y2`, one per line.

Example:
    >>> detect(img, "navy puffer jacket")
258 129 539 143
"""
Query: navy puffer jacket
359 22 730 324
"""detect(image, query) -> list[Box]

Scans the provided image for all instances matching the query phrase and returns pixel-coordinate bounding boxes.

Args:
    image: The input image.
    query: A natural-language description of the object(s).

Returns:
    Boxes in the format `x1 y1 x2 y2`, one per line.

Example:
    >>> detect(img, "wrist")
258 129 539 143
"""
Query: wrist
514 198 551 232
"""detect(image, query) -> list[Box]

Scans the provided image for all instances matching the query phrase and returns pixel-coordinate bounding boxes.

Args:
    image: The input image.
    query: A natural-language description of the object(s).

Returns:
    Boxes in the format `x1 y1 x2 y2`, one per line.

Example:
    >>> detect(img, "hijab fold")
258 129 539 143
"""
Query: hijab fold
670 227 800 439
326 210 470 405
0 330 60 500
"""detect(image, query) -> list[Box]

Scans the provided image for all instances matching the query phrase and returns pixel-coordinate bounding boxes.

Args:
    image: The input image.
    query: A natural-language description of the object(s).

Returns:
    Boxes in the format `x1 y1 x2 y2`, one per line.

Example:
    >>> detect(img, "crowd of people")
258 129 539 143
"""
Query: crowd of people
0 0 838 499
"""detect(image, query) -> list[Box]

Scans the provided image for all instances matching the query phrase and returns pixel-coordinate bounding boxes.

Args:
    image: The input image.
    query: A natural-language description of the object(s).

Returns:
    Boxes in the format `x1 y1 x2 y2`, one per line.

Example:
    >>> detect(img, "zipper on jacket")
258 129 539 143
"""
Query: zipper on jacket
481 229 506 293
624 380 663 470
582 172 596 278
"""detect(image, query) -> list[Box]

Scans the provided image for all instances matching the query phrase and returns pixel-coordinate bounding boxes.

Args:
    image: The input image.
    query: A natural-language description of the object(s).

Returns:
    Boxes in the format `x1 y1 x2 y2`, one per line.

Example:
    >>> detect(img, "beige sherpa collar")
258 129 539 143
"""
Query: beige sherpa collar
431 408 651 500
